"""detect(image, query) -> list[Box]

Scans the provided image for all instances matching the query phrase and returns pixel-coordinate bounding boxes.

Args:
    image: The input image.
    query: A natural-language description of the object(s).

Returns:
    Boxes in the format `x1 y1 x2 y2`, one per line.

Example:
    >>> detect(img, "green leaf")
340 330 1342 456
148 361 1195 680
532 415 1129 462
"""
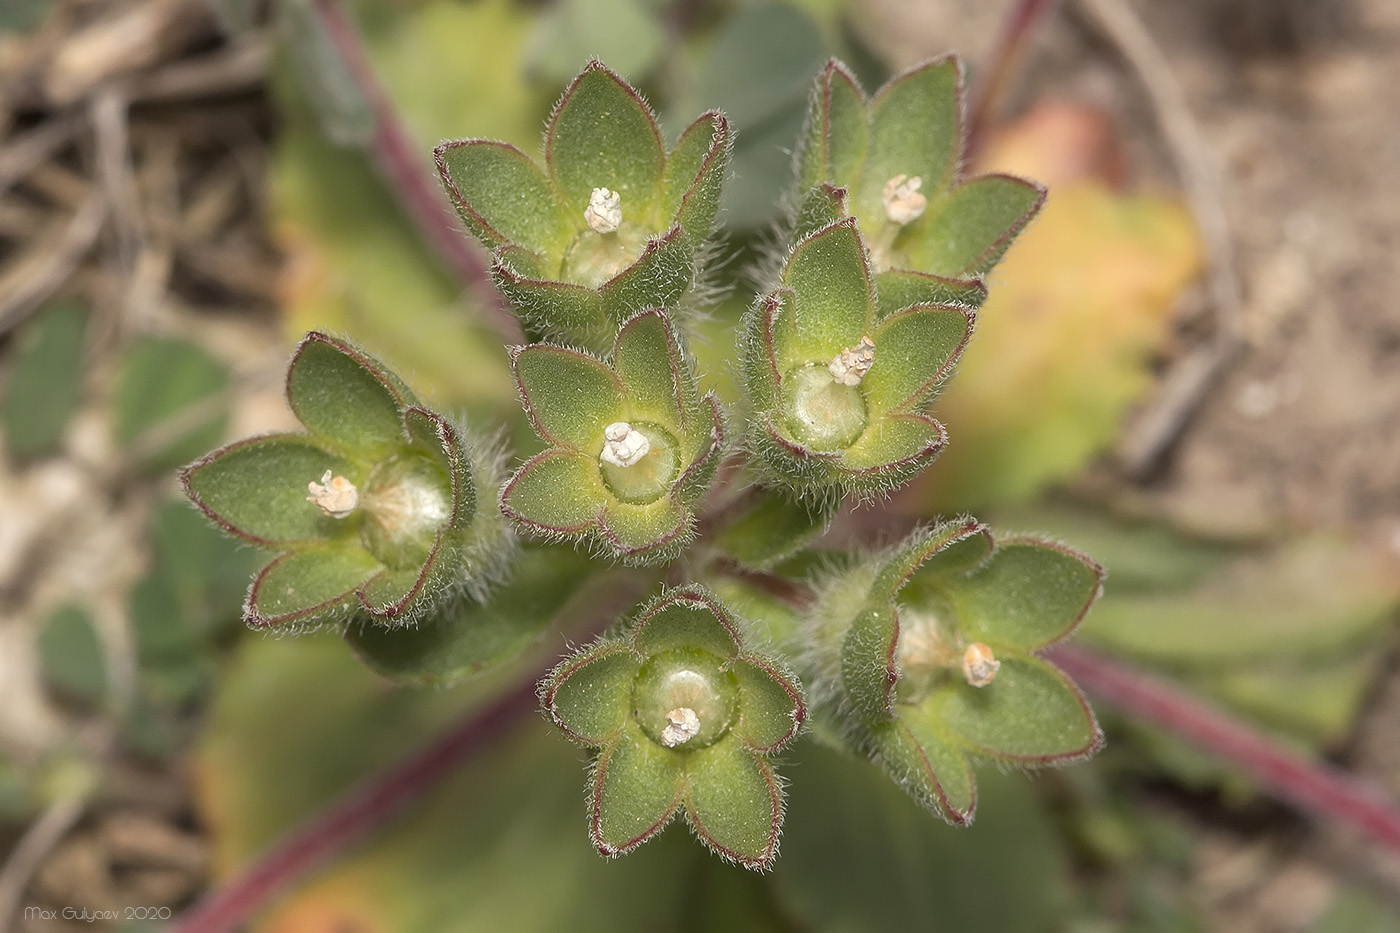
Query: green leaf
597 499 688 561
799 60 868 191
513 345 623 448
500 451 603 533
858 58 961 221
952 540 1103 651
182 434 362 546
662 111 731 246
150 497 259 640
874 269 987 315
841 607 898 724
873 518 989 603
908 174 1045 277
794 184 850 242
863 304 973 411
350 548 598 685
936 656 1101 762
1079 533 1397 664
632 587 741 660
779 220 875 363
493 267 614 352
525 0 665 86
2 299 86 461
402 407 474 528
38 604 106 708
113 335 230 470
838 412 944 472
592 724 684 856
713 490 837 570
128 573 195 666
546 61 665 219
870 715 975 823
686 0 828 228
595 229 695 324
542 642 640 745
246 546 381 627
684 738 782 868
732 658 804 751
435 140 567 255
612 310 687 427
286 332 411 457
774 744 1069 930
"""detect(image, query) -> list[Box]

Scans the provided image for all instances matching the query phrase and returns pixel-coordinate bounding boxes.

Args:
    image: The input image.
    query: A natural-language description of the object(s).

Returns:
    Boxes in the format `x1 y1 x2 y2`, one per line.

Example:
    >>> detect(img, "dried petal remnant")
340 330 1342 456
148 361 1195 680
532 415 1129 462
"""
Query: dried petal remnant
661 707 701 747
882 174 927 225
961 642 1000 687
828 336 876 386
584 187 623 233
600 422 650 468
306 470 358 518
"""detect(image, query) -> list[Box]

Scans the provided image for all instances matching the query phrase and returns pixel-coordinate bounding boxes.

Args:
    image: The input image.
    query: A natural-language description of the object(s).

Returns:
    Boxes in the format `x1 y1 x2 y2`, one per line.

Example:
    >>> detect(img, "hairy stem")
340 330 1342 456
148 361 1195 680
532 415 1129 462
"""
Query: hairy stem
1048 643 1400 851
309 0 520 340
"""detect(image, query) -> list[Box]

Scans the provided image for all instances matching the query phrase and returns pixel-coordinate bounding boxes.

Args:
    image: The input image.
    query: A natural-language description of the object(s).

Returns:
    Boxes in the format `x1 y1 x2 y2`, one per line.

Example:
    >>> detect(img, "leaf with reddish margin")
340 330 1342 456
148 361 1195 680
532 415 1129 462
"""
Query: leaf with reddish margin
935 656 1103 764
182 434 363 547
545 60 666 219
511 345 623 449
590 723 685 857
683 737 783 869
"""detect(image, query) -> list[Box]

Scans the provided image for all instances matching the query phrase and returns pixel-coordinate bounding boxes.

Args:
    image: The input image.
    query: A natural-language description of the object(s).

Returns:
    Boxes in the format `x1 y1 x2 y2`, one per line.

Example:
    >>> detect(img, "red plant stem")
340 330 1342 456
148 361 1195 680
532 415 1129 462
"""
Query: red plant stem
169 675 540 933
1048 643 1400 852
310 0 520 340
966 0 1063 156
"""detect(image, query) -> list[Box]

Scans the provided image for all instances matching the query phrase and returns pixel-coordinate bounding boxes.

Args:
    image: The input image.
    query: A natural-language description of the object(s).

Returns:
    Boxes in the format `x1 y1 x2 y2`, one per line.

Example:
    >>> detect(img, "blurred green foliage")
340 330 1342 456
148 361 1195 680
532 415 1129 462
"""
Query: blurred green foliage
2 299 87 462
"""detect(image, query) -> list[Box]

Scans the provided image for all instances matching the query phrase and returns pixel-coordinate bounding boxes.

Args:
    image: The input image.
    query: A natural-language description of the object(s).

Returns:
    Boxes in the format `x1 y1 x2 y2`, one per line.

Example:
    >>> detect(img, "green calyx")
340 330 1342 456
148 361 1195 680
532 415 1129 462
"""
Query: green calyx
632 648 739 750
813 520 1105 823
797 57 1045 280
540 586 806 868
501 309 724 564
436 60 733 353
181 332 509 628
742 219 973 499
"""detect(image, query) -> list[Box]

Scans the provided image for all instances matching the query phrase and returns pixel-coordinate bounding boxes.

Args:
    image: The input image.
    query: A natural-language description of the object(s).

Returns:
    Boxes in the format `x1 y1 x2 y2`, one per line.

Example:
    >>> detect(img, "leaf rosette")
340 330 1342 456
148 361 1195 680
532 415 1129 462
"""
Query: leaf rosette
436 59 732 354
500 310 723 564
798 57 1044 279
741 216 976 499
540 585 806 868
181 332 510 628
814 519 1104 823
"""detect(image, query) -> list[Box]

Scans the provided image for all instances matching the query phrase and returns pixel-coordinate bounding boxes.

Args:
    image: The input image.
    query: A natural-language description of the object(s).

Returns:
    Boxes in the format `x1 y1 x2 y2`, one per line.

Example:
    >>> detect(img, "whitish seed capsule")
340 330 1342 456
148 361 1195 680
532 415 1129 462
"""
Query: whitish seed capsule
600 422 650 468
306 470 358 518
961 642 1001 688
584 187 623 233
661 707 701 747
881 174 927 225
828 336 876 386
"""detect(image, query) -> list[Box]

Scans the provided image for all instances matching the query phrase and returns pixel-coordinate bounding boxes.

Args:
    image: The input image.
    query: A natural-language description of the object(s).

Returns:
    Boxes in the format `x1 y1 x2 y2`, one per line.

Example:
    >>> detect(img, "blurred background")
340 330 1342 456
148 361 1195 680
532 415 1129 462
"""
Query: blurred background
2 0 1399 929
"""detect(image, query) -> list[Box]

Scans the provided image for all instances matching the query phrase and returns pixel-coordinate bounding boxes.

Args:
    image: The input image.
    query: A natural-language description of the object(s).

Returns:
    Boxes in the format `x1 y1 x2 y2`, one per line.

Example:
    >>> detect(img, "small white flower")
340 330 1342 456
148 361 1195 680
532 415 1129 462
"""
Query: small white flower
828 335 876 386
584 187 623 233
600 422 650 468
306 470 358 518
882 173 927 225
961 642 1001 688
661 707 701 747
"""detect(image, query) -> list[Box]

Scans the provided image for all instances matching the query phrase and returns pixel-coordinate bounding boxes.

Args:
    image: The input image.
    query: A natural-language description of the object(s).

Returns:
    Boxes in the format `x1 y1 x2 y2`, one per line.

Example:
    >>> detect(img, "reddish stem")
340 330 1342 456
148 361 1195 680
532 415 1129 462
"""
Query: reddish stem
966 0 1063 156
169 675 539 933
1048 643 1400 851
310 0 520 340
